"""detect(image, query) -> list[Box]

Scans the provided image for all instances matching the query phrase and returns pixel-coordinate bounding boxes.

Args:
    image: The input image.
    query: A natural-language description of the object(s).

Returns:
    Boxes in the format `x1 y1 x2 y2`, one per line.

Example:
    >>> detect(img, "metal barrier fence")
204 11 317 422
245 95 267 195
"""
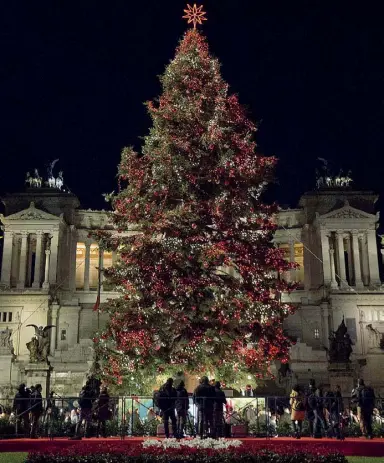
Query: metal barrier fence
0 395 384 439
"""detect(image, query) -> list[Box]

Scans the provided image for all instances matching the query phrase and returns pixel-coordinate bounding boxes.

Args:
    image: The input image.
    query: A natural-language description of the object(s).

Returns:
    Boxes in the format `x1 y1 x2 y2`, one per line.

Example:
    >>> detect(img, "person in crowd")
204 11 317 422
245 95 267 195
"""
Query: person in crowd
213 381 227 438
244 404 257 426
269 412 278 437
243 384 254 397
326 390 342 440
305 380 316 437
155 378 177 438
71 407 79 426
73 384 93 439
279 407 292 427
351 378 375 439
209 379 216 387
289 384 306 439
373 408 384 425
193 376 215 438
175 380 189 438
146 407 157 421
96 387 110 438
30 384 43 438
309 387 328 438
13 383 30 435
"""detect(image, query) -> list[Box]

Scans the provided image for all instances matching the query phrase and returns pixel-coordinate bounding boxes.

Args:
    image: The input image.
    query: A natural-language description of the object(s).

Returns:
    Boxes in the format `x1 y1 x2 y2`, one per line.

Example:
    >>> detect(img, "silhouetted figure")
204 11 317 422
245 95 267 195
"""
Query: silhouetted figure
351 379 375 439
155 378 177 438
96 387 110 438
13 384 30 435
193 376 215 438
213 381 227 438
30 384 43 438
175 381 189 438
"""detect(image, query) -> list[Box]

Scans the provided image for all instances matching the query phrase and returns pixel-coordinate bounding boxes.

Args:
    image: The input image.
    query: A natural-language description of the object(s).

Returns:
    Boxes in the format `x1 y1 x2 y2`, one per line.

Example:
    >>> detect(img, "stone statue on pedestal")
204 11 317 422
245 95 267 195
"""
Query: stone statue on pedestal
328 318 353 363
26 325 55 363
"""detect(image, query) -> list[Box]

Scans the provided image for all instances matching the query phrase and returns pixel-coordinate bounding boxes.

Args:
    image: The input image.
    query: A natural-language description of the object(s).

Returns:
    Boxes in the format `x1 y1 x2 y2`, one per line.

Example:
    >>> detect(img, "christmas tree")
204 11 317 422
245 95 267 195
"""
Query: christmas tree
95 10 295 391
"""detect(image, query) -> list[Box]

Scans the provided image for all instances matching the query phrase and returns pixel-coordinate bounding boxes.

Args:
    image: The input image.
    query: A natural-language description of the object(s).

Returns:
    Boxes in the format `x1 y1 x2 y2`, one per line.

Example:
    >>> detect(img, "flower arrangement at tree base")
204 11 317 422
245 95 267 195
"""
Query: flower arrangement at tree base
142 437 243 450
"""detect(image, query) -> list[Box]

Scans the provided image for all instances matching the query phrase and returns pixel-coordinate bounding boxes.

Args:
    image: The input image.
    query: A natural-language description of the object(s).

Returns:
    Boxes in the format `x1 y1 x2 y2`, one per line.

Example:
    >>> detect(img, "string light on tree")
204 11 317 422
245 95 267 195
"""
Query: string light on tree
94 4 296 393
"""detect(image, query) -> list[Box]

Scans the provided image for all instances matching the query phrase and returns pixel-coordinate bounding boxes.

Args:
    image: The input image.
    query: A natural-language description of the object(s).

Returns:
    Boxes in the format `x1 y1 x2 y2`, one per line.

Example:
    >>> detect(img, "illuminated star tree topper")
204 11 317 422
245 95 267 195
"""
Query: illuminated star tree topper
182 3 207 29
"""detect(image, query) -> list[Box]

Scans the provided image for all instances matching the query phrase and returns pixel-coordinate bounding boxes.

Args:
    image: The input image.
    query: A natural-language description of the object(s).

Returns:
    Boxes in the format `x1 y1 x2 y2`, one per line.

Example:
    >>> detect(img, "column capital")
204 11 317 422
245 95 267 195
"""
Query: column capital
329 248 335 255
20 230 29 237
336 229 345 235
45 249 51 255
35 230 44 236
351 230 359 236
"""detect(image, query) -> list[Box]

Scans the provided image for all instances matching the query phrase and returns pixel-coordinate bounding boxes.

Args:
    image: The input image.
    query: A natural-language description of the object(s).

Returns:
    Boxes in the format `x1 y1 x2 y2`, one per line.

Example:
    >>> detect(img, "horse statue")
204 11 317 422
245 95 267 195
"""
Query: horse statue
25 172 33 188
31 169 42 188
46 159 59 188
55 171 64 190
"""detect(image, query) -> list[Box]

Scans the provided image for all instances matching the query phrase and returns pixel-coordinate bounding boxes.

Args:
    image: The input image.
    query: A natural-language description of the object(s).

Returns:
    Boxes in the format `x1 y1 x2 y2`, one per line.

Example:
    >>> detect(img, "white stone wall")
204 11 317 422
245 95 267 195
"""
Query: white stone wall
0 188 383 397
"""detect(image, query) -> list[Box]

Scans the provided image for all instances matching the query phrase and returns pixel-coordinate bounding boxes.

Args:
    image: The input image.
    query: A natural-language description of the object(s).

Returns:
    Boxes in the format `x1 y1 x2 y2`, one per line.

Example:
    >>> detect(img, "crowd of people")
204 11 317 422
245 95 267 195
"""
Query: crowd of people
6 379 110 439
0 376 380 440
288 378 376 440
154 376 228 439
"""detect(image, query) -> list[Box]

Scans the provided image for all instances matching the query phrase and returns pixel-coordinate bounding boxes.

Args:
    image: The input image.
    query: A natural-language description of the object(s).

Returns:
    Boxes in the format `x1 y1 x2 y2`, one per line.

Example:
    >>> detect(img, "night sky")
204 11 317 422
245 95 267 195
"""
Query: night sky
1 1 384 211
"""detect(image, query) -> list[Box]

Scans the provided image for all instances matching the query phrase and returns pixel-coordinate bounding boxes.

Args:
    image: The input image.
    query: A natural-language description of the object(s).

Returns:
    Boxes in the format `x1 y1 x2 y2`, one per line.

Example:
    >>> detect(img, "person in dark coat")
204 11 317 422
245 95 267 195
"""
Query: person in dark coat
213 381 227 438
158 378 177 438
327 386 343 440
13 383 30 434
193 376 215 438
175 381 189 438
73 384 94 439
30 384 43 438
309 387 328 438
351 378 375 439
305 380 316 436
96 387 110 438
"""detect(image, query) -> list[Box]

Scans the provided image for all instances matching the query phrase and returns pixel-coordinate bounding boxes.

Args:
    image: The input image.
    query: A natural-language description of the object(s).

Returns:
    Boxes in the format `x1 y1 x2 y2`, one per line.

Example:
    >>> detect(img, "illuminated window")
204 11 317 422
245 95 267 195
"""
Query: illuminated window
76 242 85 289
76 242 113 290
314 328 320 339
61 329 67 341
278 243 304 287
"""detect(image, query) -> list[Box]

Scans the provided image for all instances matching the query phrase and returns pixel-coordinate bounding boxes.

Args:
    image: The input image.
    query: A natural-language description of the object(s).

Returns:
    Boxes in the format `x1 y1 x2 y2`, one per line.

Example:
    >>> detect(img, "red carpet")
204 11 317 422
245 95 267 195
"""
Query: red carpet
1 437 384 457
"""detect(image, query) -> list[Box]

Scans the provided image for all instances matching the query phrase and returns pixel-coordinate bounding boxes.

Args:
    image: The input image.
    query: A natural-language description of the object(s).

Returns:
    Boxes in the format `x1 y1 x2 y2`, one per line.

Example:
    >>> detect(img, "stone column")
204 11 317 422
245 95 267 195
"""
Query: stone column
329 248 338 289
320 229 331 286
352 231 363 288
360 233 370 287
99 248 104 291
48 230 59 285
32 232 44 289
0 230 14 287
345 234 353 285
50 304 60 356
83 240 91 291
17 232 28 289
42 249 51 289
367 230 381 286
69 226 77 292
289 239 295 282
336 231 347 288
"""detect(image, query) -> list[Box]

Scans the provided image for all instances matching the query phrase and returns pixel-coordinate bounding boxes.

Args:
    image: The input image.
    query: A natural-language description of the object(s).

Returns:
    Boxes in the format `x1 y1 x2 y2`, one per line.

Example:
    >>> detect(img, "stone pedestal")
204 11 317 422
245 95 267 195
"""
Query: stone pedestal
328 362 356 398
25 363 53 398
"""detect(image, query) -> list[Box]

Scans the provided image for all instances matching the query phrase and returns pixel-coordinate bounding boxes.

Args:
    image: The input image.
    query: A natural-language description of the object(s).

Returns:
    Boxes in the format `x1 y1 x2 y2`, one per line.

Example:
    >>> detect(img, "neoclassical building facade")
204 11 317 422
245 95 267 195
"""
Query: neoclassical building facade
0 180 384 397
